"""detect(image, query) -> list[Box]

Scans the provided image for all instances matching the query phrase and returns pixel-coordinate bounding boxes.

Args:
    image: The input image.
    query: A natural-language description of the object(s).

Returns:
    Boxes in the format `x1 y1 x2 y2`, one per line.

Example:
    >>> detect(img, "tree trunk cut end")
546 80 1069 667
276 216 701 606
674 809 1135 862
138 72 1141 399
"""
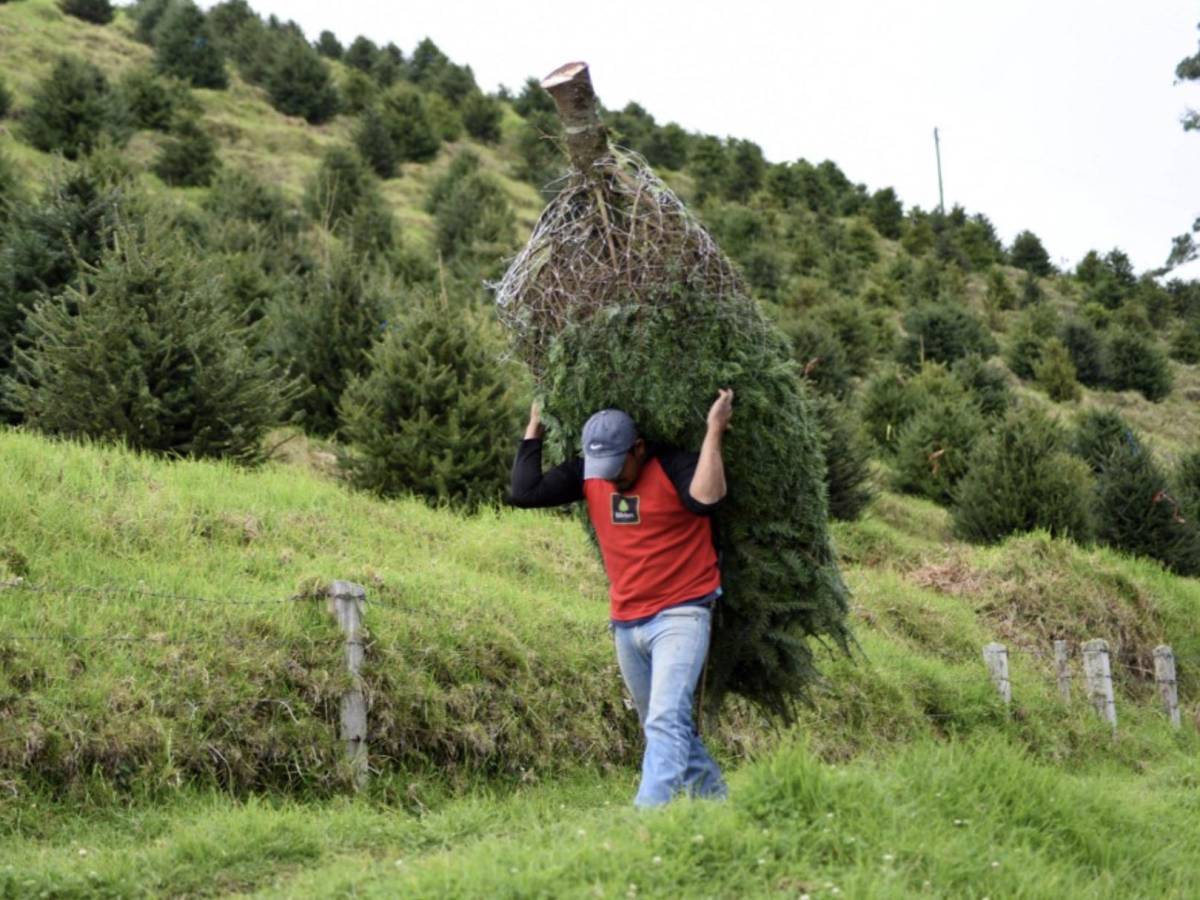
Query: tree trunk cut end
541 61 610 174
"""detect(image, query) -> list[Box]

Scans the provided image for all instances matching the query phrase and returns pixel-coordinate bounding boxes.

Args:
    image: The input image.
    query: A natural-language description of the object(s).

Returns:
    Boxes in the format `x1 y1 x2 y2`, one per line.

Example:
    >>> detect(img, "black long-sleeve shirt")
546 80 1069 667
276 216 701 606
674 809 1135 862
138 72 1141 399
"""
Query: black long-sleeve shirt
508 439 721 517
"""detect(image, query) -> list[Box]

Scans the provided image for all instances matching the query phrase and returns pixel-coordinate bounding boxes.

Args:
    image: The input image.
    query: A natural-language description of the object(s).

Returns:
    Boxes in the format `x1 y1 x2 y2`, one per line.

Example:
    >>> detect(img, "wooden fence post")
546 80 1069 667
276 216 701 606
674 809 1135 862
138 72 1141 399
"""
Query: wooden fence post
329 580 369 790
982 642 1011 705
1054 640 1071 703
1153 645 1181 729
1082 639 1117 731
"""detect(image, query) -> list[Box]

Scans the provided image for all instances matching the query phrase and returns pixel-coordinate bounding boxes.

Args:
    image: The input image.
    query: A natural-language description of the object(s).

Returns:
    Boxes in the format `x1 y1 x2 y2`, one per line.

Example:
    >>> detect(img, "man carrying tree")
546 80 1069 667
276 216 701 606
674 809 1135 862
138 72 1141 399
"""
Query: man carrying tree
509 390 733 807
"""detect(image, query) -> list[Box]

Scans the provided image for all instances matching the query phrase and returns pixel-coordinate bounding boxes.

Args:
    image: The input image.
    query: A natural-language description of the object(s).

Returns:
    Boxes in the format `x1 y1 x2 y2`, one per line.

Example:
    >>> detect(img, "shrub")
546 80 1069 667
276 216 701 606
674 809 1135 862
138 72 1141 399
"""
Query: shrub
22 55 122 159
303 146 372 230
1010 229 1053 276
119 68 197 132
267 246 392 436
430 166 515 269
786 318 852 399
1103 328 1173 401
460 91 502 143
1033 337 1080 402
131 0 171 44
3 223 291 463
891 396 985 504
897 302 997 368
0 73 11 119
153 117 220 186
867 187 903 239
860 365 921 452
354 106 398 179
203 168 298 241
1169 317 1200 363
1059 318 1106 387
1176 450 1200 526
344 36 379 73
951 354 1012 417
153 1 228 89
810 393 874 520
381 85 439 163
513 110 564 194
424 93 463 142
265 35 339 124
60 0 112 23
1072 408 1141 473
1095 442 1200 576
315 30 343 60
984 267 1018 312
1004 303 1058 380
339 297 517 510
339 69 376 116
952 405 1095 543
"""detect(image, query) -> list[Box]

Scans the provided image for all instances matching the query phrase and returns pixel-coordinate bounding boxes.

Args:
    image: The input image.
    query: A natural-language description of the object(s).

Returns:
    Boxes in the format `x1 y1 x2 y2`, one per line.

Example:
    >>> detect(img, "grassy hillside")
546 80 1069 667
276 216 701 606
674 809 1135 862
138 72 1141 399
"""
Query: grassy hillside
2 429 1200 896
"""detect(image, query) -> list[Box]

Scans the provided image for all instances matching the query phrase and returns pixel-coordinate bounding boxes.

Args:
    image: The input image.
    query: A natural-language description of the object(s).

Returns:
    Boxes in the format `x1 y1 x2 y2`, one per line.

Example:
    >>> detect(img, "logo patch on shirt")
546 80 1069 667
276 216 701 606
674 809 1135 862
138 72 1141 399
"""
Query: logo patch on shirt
610 493 640 525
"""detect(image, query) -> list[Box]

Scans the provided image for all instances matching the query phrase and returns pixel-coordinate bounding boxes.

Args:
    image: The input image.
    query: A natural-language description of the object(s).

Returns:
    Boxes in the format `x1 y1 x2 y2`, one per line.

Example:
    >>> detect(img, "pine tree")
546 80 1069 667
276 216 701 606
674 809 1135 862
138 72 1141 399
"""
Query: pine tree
460 91 502 143
430 169 515 270
119 67 197 132
60 0 113 24
339 295 517 510
315 30 343 60
343 36 379 73
131 0 171 44
1072 408 1140 473
1059 318 1106 386
153 116 220 186
891 396 985 504
267 246 391 436
3 222 291 463
381 86 440 163
952 405 1095 543
22 56 121 159
153 1 228 90
353 106 398 179
898 302 997 368
1010 229 1053 276
1103 328 1173 401
0 73 11 120
1095 442 1200 575
265 35 339 124
810 393 874 520
303 146 371 230
1033 337 1080 402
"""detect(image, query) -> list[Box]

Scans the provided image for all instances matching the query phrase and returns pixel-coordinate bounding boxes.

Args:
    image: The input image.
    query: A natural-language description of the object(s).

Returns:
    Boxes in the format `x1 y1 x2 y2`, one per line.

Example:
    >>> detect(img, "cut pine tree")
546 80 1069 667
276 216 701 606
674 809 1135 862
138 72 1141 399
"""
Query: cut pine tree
495 62 852 721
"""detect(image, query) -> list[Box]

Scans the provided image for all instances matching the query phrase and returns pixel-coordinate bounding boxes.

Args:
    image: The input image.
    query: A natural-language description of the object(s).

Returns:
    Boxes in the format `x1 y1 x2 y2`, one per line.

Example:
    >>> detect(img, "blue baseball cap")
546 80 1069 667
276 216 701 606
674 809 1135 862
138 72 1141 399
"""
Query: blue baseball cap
581 409 637 480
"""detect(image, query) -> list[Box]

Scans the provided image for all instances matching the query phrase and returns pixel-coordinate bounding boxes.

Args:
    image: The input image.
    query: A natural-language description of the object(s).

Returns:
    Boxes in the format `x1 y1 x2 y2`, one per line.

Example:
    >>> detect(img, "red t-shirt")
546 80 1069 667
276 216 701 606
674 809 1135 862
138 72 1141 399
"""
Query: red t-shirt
583 457 721 622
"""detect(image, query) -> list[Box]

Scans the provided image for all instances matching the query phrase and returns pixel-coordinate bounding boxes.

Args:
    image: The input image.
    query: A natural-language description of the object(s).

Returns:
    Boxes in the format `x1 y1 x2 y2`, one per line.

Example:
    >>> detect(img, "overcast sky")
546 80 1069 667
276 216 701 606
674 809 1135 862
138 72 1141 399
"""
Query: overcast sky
196 0 1199 277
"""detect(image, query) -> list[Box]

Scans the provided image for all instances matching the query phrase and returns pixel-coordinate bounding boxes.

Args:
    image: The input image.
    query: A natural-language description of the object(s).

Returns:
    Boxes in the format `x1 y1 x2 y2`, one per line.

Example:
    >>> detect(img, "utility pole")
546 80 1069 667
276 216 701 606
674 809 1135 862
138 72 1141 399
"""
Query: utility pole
933 127 945 215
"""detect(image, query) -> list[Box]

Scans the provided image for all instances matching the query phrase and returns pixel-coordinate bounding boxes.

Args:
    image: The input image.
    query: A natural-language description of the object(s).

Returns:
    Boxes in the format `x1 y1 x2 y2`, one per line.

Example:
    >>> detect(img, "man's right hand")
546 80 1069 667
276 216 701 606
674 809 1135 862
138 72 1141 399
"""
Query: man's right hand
524 401 545 440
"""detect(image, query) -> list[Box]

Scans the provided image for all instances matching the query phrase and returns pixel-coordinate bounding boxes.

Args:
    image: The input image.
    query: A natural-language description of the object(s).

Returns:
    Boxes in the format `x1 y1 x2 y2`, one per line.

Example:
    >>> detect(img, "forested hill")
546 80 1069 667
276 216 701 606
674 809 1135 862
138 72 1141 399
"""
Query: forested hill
0 0 1199 574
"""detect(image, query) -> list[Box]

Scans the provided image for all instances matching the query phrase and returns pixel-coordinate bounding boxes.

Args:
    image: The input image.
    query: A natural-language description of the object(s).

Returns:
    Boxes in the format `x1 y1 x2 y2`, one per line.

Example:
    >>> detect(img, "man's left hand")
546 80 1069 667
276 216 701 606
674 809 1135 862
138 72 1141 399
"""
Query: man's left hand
707 388 733 433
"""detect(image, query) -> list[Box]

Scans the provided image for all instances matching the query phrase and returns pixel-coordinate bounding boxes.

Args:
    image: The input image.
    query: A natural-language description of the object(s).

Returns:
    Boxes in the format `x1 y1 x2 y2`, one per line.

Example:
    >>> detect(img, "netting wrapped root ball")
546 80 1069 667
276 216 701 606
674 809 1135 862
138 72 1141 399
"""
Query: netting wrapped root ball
494 62 852 721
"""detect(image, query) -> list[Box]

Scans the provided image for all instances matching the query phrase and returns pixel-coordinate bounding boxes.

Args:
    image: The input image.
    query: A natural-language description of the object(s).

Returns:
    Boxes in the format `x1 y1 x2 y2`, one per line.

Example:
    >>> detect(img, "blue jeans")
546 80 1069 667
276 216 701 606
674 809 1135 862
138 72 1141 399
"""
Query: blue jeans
613 604 727 807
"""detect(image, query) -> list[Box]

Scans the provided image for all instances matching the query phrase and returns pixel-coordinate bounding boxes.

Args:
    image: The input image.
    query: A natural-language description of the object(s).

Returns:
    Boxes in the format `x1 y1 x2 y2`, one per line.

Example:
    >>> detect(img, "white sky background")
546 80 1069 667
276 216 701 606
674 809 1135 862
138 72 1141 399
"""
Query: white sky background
197 0 1199 276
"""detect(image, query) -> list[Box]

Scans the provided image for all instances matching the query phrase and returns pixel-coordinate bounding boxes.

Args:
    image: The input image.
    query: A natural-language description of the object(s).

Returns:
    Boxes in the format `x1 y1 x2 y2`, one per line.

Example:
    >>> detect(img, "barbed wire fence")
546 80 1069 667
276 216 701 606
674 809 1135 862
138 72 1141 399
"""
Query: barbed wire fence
0 577 1195 783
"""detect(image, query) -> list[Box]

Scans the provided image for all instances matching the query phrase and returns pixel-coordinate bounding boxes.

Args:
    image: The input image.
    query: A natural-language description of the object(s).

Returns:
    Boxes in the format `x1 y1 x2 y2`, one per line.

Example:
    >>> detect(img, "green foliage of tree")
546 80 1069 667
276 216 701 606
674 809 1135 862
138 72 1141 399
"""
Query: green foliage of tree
642 122 690 171
460 91 502 143
153 1 228 89
0 153 20 225
897 302 997 368
1010 229 1053 276
59 0 112 24
891 394 985 505
303 145 372 230
409 37 476 104
372 43 405 88
984 267 1018 312
153 116 220 186
339 296 517 510
354 106 398 179
955 213 1005 270
22 55 124 159
0 74 11 120
130 0 171 44
1059 318 1107 387
3 223 291 463
424 93 463 142
381 85 440 163
688 135 728 204
1004 302 1058 380
268 246 392 436
1076 248 1136 309
722 139 766 203
0 168 121 419
950 354 1012 418
952 405 1095 543
513 110 563 194
339 68 377 116
265 35 339 124
344 37 378 72
1071 408 1140 473
1103 328 1173 401
511 77 555 117
203 167 299 243
1094 442 1200 576
315 29 343 60
810 392 874 521
1176 450 1200 530
1169 316 1200 363
786 318 852 399
901 207 936 256
868 187 903 239
1033 337 1080 402
119 67 198 132
429 163 515 270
